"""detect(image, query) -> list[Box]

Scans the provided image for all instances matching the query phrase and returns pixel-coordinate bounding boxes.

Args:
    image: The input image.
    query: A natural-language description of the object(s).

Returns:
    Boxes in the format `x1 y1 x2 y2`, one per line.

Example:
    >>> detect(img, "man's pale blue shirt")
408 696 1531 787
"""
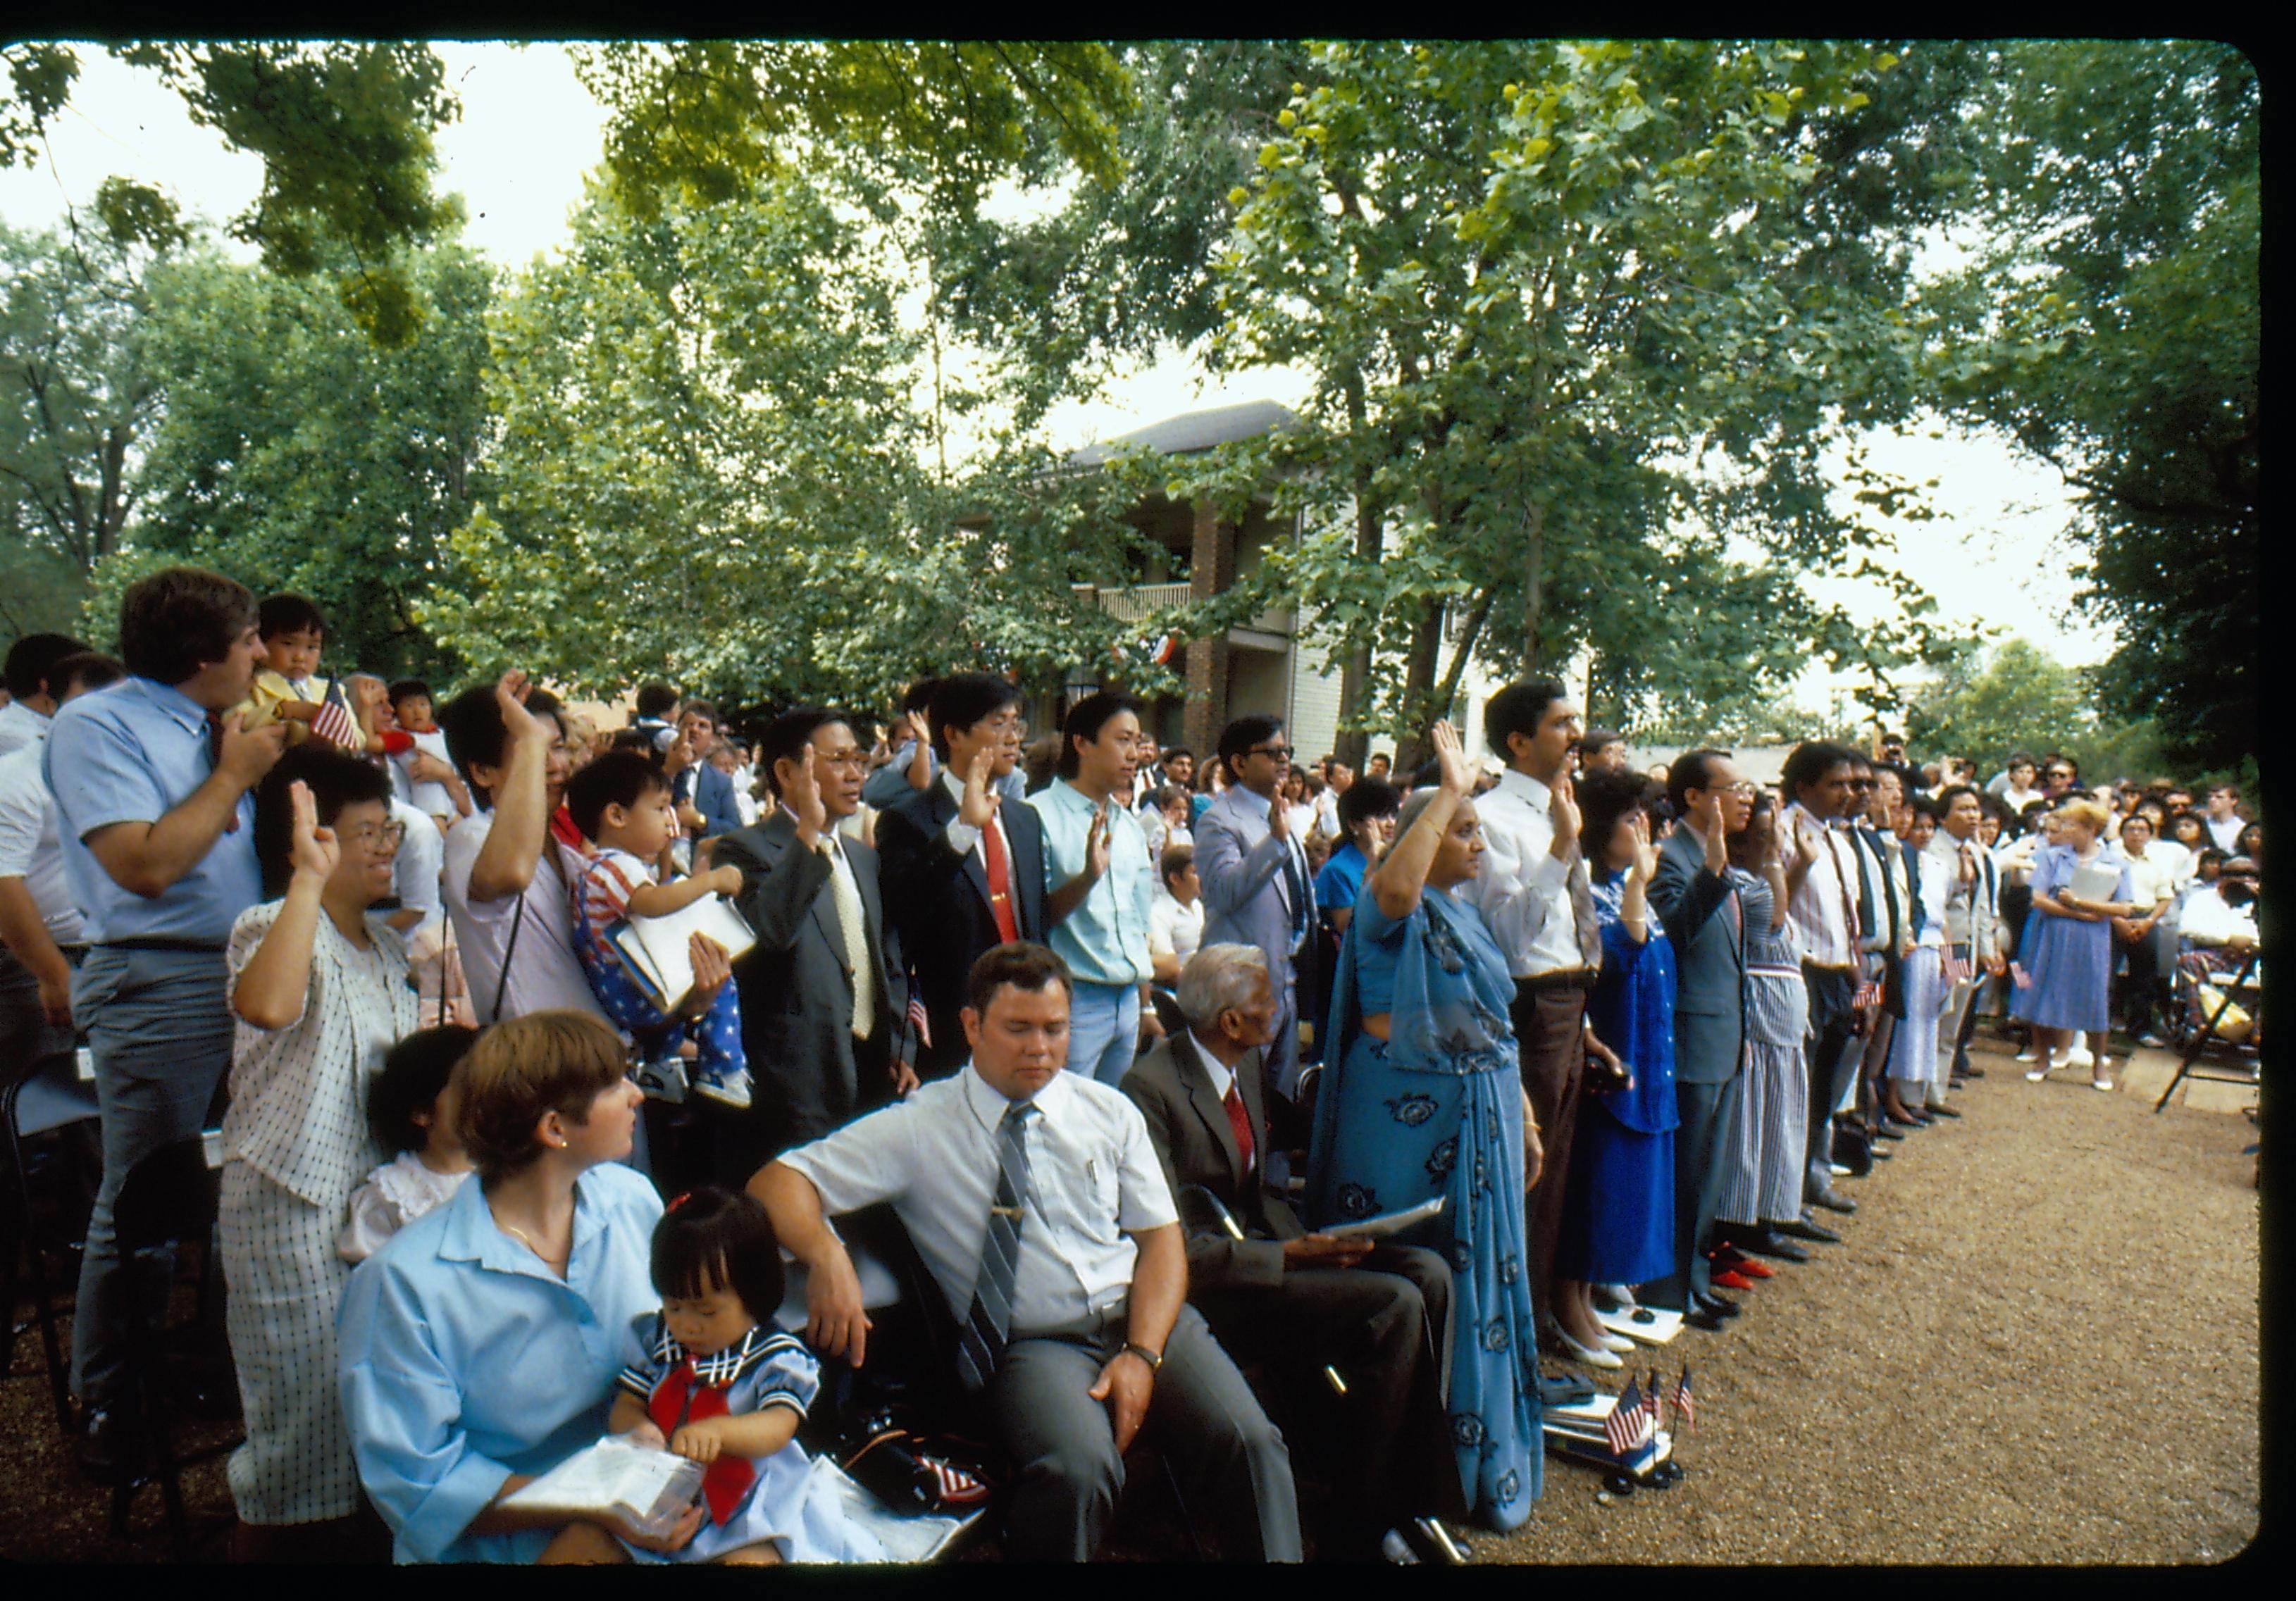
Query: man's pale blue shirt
42 675 260 942
1027 778 1154 987
337 1161 663 1563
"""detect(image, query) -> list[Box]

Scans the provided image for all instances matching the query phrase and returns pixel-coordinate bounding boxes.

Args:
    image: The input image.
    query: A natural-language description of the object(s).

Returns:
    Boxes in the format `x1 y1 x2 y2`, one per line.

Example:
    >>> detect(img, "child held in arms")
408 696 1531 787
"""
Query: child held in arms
241 593 407 758
387 678 466 833
566 751 754 1109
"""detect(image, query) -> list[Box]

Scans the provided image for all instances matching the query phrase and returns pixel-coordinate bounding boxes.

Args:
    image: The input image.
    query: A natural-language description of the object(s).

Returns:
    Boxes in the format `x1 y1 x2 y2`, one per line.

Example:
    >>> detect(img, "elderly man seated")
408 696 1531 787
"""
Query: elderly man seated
1121 942 1467 1563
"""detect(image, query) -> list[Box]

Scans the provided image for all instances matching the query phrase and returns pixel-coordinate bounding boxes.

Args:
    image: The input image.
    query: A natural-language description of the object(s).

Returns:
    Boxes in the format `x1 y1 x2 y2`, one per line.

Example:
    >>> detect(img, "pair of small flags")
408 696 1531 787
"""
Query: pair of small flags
1603 1366 1695 1457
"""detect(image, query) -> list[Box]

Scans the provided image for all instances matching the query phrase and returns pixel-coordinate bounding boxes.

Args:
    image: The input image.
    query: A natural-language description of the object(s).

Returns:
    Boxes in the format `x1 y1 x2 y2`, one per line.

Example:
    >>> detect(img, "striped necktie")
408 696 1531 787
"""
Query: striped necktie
955 1099 1038 1392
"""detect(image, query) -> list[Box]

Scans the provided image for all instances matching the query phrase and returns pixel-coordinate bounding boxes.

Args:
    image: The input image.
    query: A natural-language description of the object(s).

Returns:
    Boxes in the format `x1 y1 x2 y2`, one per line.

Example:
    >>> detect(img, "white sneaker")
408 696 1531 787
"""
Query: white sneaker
691 1065 755 1111
633 1055 688 1104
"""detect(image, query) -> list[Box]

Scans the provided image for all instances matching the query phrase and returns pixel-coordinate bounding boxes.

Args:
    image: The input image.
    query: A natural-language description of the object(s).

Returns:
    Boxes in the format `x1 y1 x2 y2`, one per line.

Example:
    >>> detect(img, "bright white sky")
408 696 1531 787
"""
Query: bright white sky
0 42 2108 708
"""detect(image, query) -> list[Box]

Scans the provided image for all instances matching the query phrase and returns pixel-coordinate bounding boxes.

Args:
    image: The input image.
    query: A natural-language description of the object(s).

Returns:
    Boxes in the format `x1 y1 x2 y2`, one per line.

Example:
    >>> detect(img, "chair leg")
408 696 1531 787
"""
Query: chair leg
1157 1450 1208 1562
5 1098 80 1435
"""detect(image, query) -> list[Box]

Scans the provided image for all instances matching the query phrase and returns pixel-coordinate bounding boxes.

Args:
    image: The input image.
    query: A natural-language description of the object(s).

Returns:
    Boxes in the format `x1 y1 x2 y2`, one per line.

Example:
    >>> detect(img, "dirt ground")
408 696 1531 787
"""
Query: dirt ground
1 1038 2260 1564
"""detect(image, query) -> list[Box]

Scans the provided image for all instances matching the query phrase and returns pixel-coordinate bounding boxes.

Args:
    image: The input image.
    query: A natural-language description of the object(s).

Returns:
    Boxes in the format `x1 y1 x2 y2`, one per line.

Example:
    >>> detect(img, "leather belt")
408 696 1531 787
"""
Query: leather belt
1516 967 1597 994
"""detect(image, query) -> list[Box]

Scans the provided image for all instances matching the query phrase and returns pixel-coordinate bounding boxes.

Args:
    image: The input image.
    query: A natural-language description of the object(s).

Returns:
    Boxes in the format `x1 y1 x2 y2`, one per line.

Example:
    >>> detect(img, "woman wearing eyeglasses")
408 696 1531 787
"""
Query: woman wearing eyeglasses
218 744 420 1551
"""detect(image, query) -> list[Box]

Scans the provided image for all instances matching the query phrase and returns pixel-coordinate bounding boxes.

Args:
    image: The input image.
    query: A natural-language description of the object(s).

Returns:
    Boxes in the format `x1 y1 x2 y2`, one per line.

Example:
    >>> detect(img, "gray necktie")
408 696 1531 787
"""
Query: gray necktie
955 1099 1038 1392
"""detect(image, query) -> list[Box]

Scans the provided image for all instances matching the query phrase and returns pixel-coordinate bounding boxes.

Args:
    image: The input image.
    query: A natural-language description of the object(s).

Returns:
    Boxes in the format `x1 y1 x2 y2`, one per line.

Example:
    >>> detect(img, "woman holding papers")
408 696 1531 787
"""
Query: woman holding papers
339 1011 678 1562
2011 799 2136 1089
1308 721 1542 1531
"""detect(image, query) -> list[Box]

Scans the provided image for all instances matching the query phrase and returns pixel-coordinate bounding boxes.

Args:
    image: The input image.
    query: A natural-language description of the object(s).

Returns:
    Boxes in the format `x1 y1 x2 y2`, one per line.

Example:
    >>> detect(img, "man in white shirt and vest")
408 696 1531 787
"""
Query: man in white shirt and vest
753 941 1300 1562
1462 680 1622 1345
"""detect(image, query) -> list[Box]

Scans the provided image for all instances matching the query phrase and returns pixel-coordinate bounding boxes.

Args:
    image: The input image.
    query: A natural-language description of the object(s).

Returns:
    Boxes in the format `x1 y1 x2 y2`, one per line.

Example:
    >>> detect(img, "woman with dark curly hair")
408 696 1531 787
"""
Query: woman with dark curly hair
1307 721 1541 1532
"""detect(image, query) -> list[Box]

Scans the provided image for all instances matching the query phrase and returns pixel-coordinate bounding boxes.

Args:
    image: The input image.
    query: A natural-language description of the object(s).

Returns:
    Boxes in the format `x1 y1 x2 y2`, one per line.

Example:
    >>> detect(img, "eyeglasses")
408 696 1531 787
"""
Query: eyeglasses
340 821 408 851
2047 768 2075 780
817 749 870 771
1247 744 1292 761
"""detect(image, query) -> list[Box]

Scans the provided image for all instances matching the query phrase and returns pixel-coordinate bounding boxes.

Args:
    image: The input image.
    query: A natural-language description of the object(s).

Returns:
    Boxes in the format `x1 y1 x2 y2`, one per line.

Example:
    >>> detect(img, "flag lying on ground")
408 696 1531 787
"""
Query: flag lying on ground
1604 1373 1648 1456
1672 1366 1695 1435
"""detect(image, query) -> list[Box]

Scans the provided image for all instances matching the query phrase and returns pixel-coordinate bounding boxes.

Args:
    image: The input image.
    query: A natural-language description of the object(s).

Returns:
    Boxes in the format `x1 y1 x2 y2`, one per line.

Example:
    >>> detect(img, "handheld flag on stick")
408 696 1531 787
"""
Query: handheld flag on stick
1672 1366 1695 1435
1644 1369 1665 1437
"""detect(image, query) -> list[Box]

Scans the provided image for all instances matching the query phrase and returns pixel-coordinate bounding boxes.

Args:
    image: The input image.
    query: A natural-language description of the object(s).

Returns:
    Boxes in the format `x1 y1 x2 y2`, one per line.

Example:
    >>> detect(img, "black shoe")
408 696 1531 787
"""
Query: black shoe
1872 1121 1906 1141
1960 1063 1986 1079
1694 1290 1741 1317
1740 1231 1810 1263
1683 1307 1727 1332
77 1406 143 1487
1808 1184 1858 1215
1773 1214 1842 1245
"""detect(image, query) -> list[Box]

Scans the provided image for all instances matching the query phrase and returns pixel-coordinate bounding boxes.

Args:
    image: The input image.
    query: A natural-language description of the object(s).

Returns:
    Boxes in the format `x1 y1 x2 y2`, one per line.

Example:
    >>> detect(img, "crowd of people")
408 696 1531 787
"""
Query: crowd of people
0 566 2261 1564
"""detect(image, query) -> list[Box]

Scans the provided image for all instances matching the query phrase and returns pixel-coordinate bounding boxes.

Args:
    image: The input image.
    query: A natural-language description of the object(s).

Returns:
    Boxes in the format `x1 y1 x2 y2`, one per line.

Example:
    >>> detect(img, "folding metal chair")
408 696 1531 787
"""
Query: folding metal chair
2155 948 2261 1112
1 1045 99 1438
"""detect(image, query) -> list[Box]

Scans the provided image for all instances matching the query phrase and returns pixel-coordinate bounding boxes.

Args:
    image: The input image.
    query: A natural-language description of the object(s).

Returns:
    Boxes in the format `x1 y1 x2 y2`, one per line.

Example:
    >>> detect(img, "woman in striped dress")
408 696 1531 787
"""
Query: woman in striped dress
219 747 416 1545
1716 796 1810 1235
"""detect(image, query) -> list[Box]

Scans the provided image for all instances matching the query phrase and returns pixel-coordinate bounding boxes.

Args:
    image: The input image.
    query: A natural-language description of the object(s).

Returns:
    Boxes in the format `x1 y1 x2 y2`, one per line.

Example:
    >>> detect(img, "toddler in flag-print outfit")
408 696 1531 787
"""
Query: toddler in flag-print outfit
565 752 753 1109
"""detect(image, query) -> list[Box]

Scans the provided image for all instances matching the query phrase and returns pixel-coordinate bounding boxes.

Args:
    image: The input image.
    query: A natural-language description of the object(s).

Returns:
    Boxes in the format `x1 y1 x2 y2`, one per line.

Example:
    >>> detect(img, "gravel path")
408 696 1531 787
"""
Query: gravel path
1 1042 2259 1563
1477 1044 2261 1564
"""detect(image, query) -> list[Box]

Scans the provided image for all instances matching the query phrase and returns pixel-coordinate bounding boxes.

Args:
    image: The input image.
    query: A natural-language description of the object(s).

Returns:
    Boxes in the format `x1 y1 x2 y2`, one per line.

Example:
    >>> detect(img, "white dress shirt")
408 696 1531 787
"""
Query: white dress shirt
1465 768 1584 978
2179 886 2257 947
779 1063 1178 1335
0 698 48 758
938 768 1013 870
1783 802 1858 968
0 732 79 941
1148 890 1203 968
2204 814 2247 853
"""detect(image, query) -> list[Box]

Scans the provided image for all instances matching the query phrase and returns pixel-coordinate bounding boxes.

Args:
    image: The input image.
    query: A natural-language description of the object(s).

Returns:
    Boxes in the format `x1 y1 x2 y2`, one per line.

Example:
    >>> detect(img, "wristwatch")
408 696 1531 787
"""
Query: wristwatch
1121 1341 1165 1373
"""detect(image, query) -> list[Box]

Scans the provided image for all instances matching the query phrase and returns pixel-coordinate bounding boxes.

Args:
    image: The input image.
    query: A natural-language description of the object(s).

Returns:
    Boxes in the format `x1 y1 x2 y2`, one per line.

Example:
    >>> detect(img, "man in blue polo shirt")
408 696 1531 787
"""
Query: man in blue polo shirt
42 566 285 1481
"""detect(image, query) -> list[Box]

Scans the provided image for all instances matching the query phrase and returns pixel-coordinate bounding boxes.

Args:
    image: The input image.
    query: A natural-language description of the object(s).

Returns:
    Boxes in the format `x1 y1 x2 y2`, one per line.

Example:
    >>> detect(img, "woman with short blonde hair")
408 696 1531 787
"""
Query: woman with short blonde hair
2011 801 2135 1088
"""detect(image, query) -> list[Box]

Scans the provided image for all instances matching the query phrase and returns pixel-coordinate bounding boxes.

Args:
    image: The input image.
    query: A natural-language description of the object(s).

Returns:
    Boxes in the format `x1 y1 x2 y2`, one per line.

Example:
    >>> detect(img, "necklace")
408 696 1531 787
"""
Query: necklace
500 1219 569 1267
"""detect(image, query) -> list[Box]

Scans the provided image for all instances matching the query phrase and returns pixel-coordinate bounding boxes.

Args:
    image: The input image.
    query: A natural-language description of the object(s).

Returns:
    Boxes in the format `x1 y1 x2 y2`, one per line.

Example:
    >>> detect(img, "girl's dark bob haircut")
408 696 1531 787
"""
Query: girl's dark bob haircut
650 1185 786 1326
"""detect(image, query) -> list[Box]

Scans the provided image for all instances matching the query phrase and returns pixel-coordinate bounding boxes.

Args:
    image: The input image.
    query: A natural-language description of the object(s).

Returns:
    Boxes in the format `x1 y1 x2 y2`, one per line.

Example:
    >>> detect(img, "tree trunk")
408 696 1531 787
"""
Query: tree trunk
1332 366 1380 771
1432 585 1497 730
1519 497 1547 675
1393 591 1448 775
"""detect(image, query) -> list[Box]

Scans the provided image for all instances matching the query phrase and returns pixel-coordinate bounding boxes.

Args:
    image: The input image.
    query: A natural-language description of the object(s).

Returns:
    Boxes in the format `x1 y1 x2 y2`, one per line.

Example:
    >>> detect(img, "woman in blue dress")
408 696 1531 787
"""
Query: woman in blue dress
2012 799 2136 1090
1308 721 1541 1532
1554 770 1677 1364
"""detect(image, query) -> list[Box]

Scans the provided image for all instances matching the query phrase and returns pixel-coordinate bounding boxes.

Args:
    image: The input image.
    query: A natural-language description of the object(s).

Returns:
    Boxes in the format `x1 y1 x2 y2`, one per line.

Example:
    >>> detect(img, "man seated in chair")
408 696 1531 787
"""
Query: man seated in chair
750 940 1301 1562
1122 942 1467 1562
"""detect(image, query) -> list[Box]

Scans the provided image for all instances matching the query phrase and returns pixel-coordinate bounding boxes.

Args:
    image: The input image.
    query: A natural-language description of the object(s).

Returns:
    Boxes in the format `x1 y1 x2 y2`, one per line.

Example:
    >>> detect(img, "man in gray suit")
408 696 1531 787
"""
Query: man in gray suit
1122 943 1465 1561
1194 714 1315 1102
1645 750 1751 1328
1929 784 2003 1101
712 709 914 1174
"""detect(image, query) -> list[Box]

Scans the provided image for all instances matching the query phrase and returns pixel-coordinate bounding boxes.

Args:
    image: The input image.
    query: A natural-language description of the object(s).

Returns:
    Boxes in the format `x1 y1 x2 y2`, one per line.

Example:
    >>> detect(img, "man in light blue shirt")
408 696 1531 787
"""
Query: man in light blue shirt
41 567 284 1479
1028 691 1158 1083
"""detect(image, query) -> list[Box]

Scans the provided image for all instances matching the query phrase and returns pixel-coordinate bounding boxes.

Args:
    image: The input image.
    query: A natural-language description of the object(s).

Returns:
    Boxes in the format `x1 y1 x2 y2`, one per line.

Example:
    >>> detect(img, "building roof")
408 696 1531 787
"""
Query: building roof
1067 399 1299 466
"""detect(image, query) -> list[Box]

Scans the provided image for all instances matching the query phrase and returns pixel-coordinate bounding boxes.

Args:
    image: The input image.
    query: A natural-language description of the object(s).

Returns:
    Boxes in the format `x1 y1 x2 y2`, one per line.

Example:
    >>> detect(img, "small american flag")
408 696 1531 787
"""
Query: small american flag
1852 977 1881 1009
1644 1369 1665 1436
312 690 361 751
929 1457 988 1506
1604 1374 1647 1456
1672 1366 1696 1435
1941 947 1973 986
906 991 932 1050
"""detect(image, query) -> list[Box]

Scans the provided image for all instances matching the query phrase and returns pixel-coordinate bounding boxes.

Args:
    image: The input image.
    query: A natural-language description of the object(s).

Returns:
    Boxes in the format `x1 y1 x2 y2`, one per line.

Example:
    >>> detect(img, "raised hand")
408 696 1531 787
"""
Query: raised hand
1694 789 1729 872
1549 773 1581 857
493 669 545 748
1431 719 1472 797
959 744 998 830
1627 809 1660 883
905 709 931 750
1792 814 1823 875
1086 802 1112 877
287 780 340 885
787 745 829 841
216 709 290 789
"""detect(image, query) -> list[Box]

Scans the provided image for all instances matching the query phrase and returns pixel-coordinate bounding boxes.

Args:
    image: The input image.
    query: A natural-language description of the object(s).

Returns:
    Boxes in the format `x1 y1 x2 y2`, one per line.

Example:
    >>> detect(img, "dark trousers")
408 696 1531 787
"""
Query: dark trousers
1648 1071 1742 1310
992 1302 1301 1561
1196 1242 1465 1543
2116 931 2161 1034
1509 980 1588 1320
1801 964 1860 1196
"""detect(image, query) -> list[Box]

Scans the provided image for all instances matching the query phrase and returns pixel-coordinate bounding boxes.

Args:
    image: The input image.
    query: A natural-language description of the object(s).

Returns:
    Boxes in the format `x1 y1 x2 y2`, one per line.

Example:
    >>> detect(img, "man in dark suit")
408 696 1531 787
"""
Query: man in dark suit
711 709 914 1173
1645 751 1751 1329
875 673 1048 1080
1122 942 1466 1562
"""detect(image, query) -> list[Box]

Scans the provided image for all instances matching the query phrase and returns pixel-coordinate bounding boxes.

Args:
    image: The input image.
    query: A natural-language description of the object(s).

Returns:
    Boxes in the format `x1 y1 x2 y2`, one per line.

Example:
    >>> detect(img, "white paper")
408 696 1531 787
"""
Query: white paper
1595 1304 1684 1346
1324 1195 1446 1240
2068 861 2122 903
611 895 757 1011
812 1459 979 1563
503 1437 705 1538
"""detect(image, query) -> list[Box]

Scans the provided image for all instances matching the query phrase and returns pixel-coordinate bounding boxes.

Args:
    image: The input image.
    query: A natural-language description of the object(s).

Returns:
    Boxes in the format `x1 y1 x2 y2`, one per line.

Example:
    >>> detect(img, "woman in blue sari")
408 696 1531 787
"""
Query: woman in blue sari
1554 769 1677 1365
1308 722 1542 1532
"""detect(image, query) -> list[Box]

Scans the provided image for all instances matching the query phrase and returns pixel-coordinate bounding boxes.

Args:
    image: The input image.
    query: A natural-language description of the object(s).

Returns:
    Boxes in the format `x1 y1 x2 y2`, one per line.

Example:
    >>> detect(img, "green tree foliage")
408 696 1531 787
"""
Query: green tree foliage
1190 40 1963 762
80 244 493 677
1926 42 2257 773
1902 636 2164 782
428 172 1146 711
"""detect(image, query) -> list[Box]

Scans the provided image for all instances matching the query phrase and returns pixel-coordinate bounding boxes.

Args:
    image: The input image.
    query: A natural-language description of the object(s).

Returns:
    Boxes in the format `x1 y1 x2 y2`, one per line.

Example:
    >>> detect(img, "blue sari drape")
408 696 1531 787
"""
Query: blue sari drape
1307 882 1541 1530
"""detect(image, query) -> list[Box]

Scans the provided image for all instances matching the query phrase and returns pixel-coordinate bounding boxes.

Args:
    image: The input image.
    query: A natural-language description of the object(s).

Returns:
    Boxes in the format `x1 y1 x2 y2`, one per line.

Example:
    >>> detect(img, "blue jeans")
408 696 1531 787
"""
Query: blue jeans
70 946 235 1409
1064 981 1140 1085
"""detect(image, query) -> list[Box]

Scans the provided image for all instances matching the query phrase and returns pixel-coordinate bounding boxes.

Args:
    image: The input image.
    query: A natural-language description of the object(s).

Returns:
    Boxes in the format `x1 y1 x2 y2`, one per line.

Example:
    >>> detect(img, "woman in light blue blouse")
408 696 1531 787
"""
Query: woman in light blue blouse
338 1011 676 1564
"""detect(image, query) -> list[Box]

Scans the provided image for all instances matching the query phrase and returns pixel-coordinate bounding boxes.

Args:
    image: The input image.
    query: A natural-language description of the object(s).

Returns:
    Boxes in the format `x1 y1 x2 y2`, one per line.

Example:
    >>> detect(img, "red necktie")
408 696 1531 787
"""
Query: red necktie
981 805 1020 943
1223 1081 1255 1173
647 1359 757 1526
